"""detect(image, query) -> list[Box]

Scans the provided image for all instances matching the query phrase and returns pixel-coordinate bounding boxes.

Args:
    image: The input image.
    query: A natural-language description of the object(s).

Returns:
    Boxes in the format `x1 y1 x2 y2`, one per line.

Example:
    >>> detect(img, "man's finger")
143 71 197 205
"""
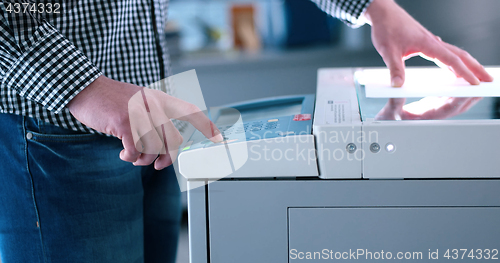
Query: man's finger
120 133 141 163
183 110 223 143
145 90 224 143
133 128 163 166
162 98 223 143
154 153 172 171
421 42 480 85
380 48 406 87
154 121 183 170
442 43 494 82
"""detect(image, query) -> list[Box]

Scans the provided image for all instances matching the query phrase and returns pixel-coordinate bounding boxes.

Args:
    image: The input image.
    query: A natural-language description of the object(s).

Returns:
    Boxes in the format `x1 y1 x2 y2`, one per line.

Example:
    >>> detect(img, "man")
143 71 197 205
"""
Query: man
0 0 493 262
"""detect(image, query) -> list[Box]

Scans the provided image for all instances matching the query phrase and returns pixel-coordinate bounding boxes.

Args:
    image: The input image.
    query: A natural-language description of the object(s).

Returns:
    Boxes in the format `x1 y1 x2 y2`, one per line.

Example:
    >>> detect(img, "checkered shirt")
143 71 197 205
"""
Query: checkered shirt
0 0 370 133
312 0 373 27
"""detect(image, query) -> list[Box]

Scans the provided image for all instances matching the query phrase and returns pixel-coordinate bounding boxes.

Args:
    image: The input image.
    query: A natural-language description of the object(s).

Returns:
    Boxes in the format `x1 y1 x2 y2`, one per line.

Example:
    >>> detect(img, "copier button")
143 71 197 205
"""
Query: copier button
370 143 381 153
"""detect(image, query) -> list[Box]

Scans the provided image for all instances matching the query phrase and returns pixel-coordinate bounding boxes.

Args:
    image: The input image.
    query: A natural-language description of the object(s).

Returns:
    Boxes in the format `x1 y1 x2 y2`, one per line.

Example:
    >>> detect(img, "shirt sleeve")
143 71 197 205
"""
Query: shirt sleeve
310 0 374 28
0 2 102 114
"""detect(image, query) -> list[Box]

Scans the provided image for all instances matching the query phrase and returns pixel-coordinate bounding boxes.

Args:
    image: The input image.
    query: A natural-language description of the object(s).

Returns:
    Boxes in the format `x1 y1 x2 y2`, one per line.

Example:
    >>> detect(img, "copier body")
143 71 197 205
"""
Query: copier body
183 67 500 263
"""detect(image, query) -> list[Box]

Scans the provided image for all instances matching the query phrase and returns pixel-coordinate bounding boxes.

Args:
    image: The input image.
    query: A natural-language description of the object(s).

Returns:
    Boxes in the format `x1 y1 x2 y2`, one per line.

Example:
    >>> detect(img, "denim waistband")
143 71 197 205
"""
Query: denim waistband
23 115 92 136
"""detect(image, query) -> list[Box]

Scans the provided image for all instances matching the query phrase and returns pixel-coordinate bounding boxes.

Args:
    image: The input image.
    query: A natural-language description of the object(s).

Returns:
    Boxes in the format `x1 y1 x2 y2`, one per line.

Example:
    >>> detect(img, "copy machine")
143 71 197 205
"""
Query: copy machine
179 67 500 263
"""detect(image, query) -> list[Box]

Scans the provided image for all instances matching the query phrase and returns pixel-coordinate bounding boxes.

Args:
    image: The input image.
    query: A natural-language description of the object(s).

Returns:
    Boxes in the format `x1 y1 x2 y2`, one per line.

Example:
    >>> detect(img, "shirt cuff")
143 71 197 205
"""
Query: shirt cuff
345 0 374 28
1 20 102 114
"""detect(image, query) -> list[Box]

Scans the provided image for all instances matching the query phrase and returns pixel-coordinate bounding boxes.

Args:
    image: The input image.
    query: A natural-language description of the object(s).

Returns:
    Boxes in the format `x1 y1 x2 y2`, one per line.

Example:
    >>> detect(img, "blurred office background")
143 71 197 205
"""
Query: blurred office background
169 0 500 262
168 0 500 107
2 1 495 263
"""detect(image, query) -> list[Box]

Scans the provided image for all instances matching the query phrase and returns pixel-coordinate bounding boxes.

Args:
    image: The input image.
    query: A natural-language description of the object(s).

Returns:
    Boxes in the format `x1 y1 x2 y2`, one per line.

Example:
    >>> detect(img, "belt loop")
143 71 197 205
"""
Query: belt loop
23 116 41 134
36 118 43 134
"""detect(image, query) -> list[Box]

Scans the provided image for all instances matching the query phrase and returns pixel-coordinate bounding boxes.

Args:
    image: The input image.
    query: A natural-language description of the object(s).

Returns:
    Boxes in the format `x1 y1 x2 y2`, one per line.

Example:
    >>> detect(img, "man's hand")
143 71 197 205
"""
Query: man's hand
365 0 493 87
67 76 223 170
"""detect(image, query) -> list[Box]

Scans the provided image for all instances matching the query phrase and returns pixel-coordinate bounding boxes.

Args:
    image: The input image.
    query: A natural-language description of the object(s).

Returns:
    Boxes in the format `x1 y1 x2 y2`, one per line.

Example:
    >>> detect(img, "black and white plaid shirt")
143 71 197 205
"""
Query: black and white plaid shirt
0 0 372 133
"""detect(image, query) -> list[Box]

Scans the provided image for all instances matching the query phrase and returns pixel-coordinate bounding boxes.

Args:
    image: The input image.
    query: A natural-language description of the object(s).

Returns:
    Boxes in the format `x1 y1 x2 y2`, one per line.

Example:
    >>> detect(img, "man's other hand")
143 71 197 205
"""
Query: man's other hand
365 0 493 87
67 76 223 170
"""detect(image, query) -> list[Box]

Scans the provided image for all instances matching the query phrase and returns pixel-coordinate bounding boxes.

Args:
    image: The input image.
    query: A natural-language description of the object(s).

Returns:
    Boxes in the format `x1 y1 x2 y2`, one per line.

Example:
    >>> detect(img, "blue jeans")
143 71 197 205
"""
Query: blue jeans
0 113 181 263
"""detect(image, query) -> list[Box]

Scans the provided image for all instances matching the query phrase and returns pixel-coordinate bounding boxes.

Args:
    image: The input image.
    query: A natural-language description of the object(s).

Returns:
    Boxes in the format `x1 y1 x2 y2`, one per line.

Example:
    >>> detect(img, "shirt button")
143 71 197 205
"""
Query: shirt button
26 132 33 140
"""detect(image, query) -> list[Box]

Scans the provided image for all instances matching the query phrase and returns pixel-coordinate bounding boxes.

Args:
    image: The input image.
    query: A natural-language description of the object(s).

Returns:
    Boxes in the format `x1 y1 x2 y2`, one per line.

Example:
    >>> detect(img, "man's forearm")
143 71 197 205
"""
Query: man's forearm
0 3 101 114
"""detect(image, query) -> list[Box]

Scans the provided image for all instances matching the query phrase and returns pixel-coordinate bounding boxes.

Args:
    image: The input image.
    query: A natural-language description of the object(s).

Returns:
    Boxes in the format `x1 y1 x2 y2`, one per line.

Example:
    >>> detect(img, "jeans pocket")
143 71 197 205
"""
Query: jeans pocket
25 127 128 183
24 118 102 142
26 130 101 142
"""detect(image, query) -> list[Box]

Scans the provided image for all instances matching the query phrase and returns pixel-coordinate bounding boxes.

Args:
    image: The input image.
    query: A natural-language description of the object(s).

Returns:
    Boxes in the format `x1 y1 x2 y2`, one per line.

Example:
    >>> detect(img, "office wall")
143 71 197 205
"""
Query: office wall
172 48 383 107
173 0 500 107
397 0 500 65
